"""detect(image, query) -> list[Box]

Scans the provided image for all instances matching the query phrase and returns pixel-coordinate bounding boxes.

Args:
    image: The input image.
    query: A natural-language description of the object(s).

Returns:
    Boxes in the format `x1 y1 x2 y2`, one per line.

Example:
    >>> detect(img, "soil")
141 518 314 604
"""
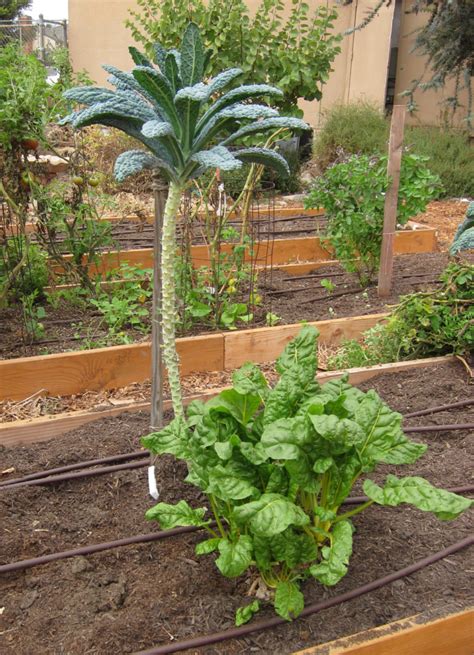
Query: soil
0 251 458 360
0 360 473 655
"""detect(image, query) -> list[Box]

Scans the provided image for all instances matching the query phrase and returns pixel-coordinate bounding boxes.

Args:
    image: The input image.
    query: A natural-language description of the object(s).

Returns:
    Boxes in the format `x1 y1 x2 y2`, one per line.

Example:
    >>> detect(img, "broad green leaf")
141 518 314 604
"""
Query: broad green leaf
363 475 473 520
271 529 318 568
180 22 204 87
286 453 321 493
145 500 208 528
355 392 426 465
216 535 253 578
239 441 268 465
253 534 273 570
214 440 234 460
326 453 362 507
274 581 304 620
208 465 258 501
234 493 309 536
277 325 319 378
208 388 261 426
141 417 189 458
310 520 353 586
235 600 260 626
313 456 334 474
261 417 312 460
232 362 269 399
195 537 221 555
310 414 365 453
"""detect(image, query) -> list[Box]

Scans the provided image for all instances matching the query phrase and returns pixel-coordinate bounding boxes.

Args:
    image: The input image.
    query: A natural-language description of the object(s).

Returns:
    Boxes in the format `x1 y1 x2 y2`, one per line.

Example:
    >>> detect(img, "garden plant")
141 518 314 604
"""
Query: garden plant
304 152 441 285
142 326 472 622
60 22 310 418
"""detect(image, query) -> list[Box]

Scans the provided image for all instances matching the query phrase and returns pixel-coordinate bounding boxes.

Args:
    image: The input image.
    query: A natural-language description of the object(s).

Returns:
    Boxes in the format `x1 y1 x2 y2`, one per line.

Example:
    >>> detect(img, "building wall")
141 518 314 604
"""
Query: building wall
68 0 470 129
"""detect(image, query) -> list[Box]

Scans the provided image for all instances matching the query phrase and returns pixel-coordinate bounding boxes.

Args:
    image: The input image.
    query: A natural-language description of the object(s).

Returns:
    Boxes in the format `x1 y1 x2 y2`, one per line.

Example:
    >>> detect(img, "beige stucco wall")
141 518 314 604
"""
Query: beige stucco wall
68 0 470 128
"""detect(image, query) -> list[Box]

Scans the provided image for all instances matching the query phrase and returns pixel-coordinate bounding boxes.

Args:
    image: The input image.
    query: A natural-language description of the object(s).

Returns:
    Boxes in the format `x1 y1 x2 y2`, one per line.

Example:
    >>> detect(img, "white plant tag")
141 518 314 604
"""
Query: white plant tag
148 465 159 500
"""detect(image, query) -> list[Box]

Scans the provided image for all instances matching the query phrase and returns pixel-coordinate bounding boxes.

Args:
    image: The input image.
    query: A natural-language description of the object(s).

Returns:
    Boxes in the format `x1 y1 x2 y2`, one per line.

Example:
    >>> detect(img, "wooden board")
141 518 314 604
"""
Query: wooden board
0 355 455 446
0 333 224 401
49 223 437 277
293 608 473 655
224 314 388 369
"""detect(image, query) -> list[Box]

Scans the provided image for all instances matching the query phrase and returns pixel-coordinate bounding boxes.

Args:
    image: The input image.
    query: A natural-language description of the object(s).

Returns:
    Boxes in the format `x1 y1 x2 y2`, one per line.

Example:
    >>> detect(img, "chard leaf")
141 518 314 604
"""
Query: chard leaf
235 600 260 626
232 362 269 399
234 493 309 536
208 465 258 501
216 535 253 578
277 325 319 378
195 537 221 555
274 581 304 620
214 440 234 460
239 441 268 465
180 22 204 87
310 520 353 586
265 466 288 494
326 453 362 507
363 475 473 520
286 453 321 493
145 500 208 528
141 417 189 458
261 417 312 460
355 391 426 465
253 534 272 570
208 388 261 426
313 456 334 474
310 414 365 453
272 529 317 568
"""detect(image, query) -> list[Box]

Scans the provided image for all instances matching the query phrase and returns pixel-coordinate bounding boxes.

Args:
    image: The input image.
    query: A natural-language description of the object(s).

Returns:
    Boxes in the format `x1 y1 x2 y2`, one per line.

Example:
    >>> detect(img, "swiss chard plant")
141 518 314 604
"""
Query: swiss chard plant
60 22 310 419
142 326 472 622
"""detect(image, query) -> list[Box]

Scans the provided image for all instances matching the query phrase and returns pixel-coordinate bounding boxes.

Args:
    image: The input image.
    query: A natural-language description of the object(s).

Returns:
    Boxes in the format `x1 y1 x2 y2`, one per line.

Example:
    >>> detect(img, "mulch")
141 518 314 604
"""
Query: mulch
0 360 472 654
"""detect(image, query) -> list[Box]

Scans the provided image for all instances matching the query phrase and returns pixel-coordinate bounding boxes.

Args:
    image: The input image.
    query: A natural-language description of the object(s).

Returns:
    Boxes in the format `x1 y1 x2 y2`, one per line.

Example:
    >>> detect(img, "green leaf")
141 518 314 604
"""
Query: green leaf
234 493 309 536
141 417 190 458
114 149 174 182
214 440 234 460
165 51 182 94
355 392 427 465
191 145 242 172
216 535 253 577
180 22 204 87
132 66 180 135
222 116 310 145
363 475 473 520
274 581 304 620
208 464 258 501
145 500 208 528
310 414 365 454
129 46 153 68
277 325 319 379
195 537 221 555
261 416 312 460
208 388 261 426
235 600 260 626
234 148 290 178
310 520 353 586
232 362 269 399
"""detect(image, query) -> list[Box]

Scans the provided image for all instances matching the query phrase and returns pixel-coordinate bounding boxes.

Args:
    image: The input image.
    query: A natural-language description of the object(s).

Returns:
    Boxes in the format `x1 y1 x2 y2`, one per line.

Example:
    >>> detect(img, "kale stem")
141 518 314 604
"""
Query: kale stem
334 499 374 522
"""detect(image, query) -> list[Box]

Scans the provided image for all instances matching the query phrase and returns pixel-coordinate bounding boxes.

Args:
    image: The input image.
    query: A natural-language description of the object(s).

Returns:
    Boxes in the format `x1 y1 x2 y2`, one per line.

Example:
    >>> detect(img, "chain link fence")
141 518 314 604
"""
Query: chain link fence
0 16 68 66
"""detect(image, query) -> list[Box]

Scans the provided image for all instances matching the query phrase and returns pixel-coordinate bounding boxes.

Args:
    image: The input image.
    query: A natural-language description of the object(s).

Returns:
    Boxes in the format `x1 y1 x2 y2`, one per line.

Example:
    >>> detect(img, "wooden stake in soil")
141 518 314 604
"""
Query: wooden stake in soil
150 177 167 432
378 105 406 298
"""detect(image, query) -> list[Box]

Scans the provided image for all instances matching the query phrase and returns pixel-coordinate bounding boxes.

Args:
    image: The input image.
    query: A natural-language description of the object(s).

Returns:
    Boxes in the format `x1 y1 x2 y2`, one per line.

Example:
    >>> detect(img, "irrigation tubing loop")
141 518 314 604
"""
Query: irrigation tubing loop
1 484 472 576
132 535 474 655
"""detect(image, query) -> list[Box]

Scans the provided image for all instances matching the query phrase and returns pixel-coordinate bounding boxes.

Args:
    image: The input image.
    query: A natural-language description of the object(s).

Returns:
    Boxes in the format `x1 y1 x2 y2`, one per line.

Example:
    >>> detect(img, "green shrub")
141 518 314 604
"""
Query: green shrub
313 102 473 198
313 102 388 171
404 126 474 199
328 262 474 369
305 152 440 284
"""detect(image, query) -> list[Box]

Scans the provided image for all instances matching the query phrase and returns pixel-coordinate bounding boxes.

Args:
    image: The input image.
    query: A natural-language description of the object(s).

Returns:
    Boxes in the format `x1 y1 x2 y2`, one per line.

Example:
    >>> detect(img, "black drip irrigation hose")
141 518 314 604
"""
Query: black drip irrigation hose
1 484 472 576
404 397 474 418
132 535 474 655
404 422 474 434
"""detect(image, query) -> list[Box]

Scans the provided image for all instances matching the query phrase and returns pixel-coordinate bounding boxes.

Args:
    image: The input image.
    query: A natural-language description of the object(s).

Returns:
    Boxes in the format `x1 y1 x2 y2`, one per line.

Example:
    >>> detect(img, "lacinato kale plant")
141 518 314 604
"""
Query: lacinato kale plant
142 326 472 622
60 22 310 419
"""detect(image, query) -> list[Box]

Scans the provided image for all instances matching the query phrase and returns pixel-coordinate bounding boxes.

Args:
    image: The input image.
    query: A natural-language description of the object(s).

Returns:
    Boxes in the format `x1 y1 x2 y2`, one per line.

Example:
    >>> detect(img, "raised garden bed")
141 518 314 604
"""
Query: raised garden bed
1 251 451 360
0 358 472 654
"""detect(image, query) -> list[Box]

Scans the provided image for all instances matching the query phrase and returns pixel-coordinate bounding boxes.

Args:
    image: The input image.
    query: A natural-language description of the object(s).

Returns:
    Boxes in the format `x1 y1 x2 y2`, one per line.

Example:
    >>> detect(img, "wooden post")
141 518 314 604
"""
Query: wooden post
150 176 167 431
377 105 405 297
